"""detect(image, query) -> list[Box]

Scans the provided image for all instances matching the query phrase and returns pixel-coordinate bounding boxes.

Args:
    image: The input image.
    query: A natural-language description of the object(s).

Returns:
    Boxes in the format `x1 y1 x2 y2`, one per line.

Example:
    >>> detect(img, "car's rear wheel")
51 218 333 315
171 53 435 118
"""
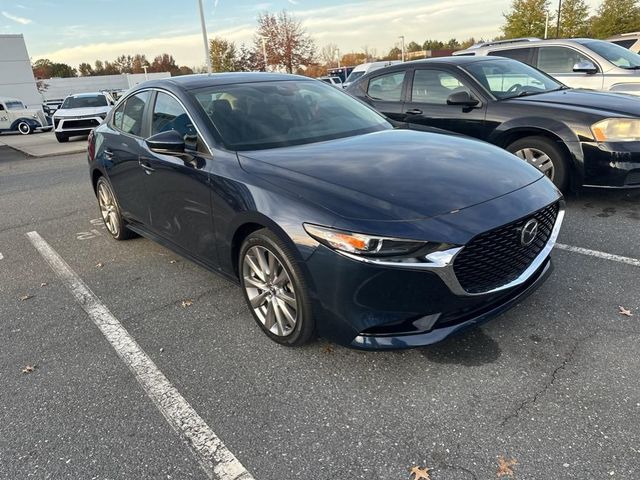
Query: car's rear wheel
507 136 568 191
96 176 135 240
55 133 69 143
17 121 32 135
239 229 315 346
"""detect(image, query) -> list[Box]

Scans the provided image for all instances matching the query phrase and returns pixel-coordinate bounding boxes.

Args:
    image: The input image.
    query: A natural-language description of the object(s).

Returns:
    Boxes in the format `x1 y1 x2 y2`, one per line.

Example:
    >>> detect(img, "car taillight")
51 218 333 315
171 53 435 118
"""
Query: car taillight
88 130 95 162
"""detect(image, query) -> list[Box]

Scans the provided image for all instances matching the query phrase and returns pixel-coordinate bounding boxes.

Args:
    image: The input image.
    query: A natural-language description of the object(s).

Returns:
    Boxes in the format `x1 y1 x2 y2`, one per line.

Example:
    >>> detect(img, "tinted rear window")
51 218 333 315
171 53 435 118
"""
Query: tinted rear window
488 48 533 64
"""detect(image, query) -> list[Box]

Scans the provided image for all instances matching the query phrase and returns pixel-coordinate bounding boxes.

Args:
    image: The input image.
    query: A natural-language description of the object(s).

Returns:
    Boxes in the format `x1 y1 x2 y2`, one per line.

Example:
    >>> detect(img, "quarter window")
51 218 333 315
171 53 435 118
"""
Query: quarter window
152 92 199 151
367 72 406 101
411 70 470 104
117 91 150 136
536 47 594 73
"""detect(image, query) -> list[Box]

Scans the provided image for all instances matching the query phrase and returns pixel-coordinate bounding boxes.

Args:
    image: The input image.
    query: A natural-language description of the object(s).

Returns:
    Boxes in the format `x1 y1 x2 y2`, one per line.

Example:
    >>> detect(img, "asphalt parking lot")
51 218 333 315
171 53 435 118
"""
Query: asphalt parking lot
1 146 639 480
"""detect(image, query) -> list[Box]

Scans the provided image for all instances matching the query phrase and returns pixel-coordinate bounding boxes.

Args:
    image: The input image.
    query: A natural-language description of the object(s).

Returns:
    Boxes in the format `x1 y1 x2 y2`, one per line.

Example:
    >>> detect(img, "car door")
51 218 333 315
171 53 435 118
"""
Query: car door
533 46 604 90
104 90 152 224
361 70 408 122
141 90 217 264
0 103 9 131
402 68 488 139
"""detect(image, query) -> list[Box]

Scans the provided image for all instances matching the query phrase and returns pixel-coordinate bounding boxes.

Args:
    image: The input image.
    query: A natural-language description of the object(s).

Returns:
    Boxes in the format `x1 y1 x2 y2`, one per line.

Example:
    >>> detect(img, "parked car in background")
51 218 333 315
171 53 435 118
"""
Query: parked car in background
88 73 563 349
608 32 640 53
346 56 640 190
53 91 114 142
455 38 640 96
317 76 343 87
328 66 354 83
343 61 402 88
0 97 51 134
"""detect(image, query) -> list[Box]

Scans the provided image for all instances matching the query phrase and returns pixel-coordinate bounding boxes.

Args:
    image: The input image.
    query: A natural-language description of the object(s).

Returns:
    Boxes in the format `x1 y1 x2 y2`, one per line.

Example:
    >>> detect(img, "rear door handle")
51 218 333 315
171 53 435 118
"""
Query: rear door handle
406 108 423 115
104 149 114 159
139 158 155 175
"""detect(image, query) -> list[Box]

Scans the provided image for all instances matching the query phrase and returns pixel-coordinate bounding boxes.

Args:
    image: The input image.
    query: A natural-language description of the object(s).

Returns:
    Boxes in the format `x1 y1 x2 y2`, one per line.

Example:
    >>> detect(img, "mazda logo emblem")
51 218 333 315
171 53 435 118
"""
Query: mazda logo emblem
521 219 539 246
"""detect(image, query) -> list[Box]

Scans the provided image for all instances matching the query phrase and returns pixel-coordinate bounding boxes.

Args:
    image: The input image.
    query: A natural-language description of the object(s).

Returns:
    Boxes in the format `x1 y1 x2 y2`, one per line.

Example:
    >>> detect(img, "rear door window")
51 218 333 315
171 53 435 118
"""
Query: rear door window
118 91 151 137
488 48 533 65
366 71 406 101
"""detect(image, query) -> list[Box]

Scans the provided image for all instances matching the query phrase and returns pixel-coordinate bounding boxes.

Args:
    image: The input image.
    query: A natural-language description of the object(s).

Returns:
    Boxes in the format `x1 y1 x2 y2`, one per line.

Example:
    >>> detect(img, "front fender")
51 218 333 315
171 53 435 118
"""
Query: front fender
10 117 41 130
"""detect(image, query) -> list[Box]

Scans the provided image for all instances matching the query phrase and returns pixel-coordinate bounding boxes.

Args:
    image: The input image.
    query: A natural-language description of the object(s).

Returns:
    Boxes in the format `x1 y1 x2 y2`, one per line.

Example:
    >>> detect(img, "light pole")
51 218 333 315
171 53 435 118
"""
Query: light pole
556 0 562 38
260 35 268 72
197 0 212 74
544 10 549 39
399 35 405 62
142 63 149 80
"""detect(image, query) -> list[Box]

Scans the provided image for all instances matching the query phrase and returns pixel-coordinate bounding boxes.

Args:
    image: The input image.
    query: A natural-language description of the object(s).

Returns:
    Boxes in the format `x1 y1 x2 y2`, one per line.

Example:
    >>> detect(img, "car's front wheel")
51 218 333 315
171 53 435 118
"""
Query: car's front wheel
96 176 135 240
17 121 32 135
239 229 315 346
507 136 568 191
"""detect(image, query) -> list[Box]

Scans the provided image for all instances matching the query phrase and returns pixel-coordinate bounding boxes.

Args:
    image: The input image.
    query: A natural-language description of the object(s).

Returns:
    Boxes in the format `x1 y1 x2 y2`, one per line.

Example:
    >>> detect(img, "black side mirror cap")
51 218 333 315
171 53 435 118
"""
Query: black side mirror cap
145 130 186 156
446 90 480 106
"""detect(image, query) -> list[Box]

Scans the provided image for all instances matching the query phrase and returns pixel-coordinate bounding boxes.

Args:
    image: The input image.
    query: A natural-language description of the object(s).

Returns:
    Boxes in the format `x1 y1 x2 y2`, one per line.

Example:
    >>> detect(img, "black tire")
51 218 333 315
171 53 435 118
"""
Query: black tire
55 133 69 143
95 176 135 240
17 121 32 135
239 228 315 346
507 136 569 191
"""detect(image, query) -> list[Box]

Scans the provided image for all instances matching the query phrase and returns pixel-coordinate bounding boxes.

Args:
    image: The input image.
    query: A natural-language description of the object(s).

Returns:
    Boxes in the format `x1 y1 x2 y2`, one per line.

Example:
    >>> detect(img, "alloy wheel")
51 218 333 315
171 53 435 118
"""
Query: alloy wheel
97 181 120 237
242 245 298 337
514 147 555 181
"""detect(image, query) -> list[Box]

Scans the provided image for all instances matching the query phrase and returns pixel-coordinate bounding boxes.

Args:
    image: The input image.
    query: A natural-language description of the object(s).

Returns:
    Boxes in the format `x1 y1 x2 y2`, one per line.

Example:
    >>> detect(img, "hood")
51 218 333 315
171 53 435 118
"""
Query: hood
54 106 111 118
512 89 640 116
238 129 544 221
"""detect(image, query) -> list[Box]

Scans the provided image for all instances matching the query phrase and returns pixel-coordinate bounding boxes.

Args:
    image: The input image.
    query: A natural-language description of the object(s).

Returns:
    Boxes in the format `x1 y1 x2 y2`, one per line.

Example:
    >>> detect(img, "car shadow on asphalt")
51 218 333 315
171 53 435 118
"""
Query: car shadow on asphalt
418 328 502 367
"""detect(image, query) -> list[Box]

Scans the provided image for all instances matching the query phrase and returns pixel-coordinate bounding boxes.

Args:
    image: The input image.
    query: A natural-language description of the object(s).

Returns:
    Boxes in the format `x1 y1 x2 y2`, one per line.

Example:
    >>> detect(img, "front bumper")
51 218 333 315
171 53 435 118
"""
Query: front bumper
582 141 640 187
54 116 103 134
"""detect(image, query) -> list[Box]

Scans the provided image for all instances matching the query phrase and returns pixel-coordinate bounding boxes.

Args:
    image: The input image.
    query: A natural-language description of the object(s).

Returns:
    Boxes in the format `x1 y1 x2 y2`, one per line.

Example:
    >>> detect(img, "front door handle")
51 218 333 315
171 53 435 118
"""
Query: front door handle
406 108 423 115
139 158 155 175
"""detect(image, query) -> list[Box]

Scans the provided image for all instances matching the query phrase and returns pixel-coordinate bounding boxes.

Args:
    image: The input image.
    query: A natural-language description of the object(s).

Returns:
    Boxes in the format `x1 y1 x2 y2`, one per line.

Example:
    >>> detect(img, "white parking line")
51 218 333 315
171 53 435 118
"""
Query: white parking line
25 231 255 480
556 243 640 267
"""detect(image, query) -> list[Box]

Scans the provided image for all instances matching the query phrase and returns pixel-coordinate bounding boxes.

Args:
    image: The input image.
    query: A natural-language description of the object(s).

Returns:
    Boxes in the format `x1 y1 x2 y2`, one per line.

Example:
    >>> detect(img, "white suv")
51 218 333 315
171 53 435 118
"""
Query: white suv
53 92 114 142
455 38 640 96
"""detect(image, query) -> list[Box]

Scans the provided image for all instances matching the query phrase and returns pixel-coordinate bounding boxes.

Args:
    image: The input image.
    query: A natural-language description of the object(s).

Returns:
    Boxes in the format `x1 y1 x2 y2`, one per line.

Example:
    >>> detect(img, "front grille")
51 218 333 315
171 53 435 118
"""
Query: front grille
625 169 640 185
453 202 559 294
63 119 100 129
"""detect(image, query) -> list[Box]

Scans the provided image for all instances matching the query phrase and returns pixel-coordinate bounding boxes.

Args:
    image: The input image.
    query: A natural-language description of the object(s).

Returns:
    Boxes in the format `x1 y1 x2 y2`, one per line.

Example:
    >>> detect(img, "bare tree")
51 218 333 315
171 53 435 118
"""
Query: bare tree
255 10 316 73
320 43 339 66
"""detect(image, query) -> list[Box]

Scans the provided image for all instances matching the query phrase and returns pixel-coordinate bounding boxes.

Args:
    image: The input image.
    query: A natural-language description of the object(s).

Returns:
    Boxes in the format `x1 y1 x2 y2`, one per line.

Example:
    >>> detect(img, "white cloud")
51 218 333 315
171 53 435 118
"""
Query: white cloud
288 0 299 4
2 10 32 24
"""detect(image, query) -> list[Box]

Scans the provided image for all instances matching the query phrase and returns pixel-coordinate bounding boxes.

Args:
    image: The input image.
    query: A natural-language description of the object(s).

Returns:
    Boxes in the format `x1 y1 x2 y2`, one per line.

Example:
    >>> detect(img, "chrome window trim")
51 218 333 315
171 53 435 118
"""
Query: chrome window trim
334 203 565 297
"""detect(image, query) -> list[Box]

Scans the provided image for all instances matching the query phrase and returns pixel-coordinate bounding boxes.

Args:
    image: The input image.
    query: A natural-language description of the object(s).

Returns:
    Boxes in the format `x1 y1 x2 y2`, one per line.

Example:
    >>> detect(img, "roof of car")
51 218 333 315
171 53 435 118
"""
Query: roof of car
138 72 312 90
406 55 511 65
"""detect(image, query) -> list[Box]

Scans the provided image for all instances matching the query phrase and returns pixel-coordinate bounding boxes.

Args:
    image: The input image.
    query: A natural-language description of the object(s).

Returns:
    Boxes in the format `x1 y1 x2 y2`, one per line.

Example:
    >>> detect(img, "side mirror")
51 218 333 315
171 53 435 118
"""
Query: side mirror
145 130 185 156
573 61 598 74
446 90 480 107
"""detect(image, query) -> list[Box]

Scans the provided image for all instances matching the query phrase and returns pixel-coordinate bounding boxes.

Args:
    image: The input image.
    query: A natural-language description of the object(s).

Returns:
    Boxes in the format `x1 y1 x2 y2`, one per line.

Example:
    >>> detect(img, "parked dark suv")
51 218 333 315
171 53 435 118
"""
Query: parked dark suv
346 56 640 190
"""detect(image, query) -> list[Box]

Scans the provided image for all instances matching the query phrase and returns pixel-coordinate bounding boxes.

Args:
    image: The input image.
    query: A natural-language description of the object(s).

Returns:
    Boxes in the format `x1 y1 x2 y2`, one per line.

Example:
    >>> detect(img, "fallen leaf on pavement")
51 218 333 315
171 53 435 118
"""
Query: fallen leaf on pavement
40 282 48 287
22 365 36 374
20 294 34 301
618 306 633 317
169 260 177 264
408 466 431 480
95 262 104 268
497 456 517 478
323 344 334 353
181 299 193 308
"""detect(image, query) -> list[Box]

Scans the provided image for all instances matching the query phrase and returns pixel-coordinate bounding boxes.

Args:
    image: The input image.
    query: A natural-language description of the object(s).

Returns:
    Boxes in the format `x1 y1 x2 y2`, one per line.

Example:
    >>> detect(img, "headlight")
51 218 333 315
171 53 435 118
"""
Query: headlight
591 118 640 142
303 224 449 258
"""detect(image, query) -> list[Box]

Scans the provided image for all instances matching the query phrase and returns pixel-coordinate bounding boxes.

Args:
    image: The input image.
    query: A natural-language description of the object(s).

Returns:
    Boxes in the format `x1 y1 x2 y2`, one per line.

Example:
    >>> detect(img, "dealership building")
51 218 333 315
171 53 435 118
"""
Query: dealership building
0 34 42 108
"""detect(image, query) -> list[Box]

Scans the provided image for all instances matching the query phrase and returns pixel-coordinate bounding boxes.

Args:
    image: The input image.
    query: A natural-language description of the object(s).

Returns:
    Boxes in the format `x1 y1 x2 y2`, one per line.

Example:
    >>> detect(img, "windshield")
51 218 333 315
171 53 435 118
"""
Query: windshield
463 58 563 99
5 101 26 110
61 94 108 109
345 70 365 83
579 39 640 68
192 80 390 151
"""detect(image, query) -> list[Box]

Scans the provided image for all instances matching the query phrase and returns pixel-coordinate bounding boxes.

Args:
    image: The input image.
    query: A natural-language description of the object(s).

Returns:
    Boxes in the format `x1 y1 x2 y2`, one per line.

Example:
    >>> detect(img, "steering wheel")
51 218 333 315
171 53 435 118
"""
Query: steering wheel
506 83 522 93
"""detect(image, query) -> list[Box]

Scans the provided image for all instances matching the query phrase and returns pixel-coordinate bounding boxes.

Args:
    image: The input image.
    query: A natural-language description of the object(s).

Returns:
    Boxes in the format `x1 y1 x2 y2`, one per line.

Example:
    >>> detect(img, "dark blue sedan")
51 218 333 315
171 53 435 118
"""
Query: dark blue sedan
87 73 564 349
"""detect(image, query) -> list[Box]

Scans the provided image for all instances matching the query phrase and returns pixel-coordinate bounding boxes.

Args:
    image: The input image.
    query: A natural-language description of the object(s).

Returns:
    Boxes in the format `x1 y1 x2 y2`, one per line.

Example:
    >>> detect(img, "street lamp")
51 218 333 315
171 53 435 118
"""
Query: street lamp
399 35 405 62
197 0 212 74
142 63 149 80
259 35 268 72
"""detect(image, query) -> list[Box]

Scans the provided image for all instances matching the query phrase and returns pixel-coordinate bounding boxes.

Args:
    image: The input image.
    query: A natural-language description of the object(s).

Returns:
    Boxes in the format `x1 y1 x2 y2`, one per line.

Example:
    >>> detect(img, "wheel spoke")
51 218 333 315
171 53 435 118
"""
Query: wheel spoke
243 275 268 290
267 251 277 281
245 254 266 282
250 290 270 308
277 290 296 308
276 297 296 325
264 300 276 330
272 267 288 287
273 301 287 336
255 248 270 278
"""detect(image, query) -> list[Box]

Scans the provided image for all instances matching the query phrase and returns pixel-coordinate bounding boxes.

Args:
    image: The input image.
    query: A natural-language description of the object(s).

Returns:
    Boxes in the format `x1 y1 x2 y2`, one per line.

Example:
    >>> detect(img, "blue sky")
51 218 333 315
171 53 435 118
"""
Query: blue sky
0 0 602 68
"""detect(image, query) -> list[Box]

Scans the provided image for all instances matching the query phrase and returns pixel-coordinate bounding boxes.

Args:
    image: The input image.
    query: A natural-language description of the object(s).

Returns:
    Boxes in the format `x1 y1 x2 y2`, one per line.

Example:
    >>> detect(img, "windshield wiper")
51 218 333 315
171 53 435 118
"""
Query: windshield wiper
621 65 640 70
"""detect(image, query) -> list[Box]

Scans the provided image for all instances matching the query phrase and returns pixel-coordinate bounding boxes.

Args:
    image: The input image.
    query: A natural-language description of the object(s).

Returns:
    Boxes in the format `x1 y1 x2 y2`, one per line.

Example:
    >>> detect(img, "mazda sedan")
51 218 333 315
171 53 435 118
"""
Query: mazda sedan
88 73 564 349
